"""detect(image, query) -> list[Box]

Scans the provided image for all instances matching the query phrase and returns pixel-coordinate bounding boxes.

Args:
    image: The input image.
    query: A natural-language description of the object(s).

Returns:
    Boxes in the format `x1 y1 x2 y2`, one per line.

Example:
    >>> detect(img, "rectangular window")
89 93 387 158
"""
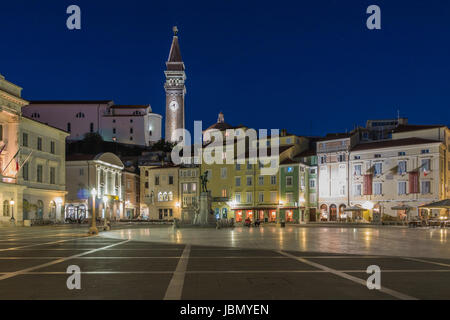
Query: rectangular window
235 193 241 203
168 176 174 185
286 193 294 203
258 192 264 203
270 191 277 203
246 192 252 203
398 151 406 156
50 167 56 184
309 168 316 174
155 176 160 185
421 181 431 194
37 164 43 183
191 183 197 192
258 175 264 185
286 176 293 186
23 133 28 147
37 137 42 151
235 164 241 170
338 154 346 162
421 159 431 172
145 182 149 189
374 162 382 175
247 163 252 170
398 161 407 175
246 176 253 186
421 149 430 154
354 164 362 176
50 141 55 154
398 181 407 195
270 175 277 185
373 182 382 195
23 163 29 180
235 177 241 187
354 184 362 196
183 183 188 192
222 189 227 197
221 167 227 178
309 179 316 188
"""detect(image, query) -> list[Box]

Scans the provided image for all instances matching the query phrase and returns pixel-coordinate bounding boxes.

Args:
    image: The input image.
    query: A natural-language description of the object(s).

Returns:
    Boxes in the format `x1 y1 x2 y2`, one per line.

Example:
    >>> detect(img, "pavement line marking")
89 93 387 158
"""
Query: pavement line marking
278 250 418 301
401 257 450 268
5 269 450 275
0 239 130 281
164 244 191 300
0 237 93 252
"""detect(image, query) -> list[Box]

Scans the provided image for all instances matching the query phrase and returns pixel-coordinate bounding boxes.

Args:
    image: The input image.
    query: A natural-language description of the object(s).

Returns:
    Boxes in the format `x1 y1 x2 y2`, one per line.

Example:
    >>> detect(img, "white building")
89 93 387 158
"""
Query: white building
349 136 448 221
0 73 69 225
65 152 124 221
22 101 162 146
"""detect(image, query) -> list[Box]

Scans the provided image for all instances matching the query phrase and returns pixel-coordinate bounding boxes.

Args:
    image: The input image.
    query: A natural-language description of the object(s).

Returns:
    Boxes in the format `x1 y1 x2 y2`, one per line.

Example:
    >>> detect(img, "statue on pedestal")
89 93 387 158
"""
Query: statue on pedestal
200 172 208 192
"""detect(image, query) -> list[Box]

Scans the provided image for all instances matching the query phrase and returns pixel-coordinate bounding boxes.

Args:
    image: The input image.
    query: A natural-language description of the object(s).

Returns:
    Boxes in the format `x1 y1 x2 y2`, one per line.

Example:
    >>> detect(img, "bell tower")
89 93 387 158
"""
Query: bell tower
164 26 186 143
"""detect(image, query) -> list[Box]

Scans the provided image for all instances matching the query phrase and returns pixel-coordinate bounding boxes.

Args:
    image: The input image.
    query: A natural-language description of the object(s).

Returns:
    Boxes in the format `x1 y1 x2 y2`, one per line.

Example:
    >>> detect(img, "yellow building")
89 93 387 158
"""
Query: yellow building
200 116 310 223
140 164 181 220
0 73 69 225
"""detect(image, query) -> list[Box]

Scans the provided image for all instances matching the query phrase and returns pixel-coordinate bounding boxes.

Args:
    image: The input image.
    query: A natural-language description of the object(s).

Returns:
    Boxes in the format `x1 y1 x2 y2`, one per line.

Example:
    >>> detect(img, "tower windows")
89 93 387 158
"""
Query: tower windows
75 112 85 118
90 123 94 133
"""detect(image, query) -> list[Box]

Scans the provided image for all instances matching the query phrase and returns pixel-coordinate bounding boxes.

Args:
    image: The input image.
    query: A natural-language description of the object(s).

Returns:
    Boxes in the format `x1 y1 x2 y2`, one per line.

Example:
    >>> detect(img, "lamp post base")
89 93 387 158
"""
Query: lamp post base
88 226 99 235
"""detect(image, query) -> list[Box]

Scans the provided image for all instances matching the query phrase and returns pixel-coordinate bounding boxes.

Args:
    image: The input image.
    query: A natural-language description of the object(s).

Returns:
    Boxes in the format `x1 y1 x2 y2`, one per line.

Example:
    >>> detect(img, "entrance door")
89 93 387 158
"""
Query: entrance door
309 208 316 222
330 204 337 221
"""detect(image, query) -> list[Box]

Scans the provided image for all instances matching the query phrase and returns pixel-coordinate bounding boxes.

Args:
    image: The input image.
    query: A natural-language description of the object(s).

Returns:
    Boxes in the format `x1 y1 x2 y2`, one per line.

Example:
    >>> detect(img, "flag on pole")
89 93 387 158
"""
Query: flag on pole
15 150 33 177
1 148 20 175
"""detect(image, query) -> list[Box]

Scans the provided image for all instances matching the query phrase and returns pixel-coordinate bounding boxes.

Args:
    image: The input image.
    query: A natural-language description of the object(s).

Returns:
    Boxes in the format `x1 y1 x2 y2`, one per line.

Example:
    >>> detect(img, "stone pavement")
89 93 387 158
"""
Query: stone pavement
0 224 449 299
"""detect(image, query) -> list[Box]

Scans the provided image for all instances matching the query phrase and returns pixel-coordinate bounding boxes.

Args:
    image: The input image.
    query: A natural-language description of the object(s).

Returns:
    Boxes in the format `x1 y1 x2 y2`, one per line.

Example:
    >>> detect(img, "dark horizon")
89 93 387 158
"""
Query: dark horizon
2 0 450 139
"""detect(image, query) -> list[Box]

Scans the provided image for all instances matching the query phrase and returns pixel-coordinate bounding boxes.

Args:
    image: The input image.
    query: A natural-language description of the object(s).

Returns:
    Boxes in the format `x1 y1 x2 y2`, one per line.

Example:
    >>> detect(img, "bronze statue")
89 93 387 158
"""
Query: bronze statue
200 172 209 192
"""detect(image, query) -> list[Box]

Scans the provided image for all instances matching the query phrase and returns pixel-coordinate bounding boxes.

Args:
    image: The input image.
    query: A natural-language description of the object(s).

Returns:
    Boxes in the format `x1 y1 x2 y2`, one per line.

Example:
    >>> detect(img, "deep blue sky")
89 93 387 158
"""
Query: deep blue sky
1 0 450 137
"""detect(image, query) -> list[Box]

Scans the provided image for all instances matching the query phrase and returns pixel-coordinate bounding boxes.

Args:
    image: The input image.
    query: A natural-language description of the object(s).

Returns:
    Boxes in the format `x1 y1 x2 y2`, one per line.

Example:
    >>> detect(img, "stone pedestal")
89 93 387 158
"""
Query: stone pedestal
195 192 215 225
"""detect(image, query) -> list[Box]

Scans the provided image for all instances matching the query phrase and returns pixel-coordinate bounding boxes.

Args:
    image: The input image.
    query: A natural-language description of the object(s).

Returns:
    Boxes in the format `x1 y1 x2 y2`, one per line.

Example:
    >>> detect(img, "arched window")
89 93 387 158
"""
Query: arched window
49 201 56 219
3 200 10 216
67 122 71 132
37 200 44 219
163 192 168 201
75 112 85 118
168 192 173 201
90 123 94 133
31 112 40 118
158 192 163 201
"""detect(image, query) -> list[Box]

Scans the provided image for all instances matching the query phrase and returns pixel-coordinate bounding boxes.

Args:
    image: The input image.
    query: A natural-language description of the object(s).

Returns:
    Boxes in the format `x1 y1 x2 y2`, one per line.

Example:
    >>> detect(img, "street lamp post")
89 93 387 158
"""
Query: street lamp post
103 196 110 230
10 199 15 224
89 188 98 235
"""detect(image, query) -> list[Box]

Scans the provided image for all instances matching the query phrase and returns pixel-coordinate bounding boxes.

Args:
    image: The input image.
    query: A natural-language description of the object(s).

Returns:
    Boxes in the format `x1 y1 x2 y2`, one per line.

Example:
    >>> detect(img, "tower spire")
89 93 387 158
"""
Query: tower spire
164 26 186 143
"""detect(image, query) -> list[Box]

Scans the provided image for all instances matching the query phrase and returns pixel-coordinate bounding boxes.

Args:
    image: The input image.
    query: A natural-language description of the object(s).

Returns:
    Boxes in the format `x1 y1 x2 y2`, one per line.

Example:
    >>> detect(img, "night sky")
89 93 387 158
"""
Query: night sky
1 0 450 138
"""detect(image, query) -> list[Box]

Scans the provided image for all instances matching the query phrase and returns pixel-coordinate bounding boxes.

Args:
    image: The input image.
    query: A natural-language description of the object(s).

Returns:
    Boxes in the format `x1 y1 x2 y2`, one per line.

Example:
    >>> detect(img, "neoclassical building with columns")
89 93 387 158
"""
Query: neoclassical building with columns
0 73 68 225
65 152 124 221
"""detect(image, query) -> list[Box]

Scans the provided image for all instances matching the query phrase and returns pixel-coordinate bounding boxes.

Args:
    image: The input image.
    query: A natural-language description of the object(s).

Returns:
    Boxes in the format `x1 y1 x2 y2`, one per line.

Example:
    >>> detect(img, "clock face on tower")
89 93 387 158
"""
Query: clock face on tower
169 100 179 112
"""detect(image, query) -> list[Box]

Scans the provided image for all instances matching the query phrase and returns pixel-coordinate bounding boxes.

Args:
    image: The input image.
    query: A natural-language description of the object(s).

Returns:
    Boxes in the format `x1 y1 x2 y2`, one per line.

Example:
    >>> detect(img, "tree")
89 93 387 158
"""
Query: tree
150 139 175 152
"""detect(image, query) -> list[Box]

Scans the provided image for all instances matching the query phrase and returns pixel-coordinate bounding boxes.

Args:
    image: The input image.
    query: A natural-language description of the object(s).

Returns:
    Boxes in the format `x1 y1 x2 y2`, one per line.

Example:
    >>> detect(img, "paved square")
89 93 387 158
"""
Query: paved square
0 224 449 300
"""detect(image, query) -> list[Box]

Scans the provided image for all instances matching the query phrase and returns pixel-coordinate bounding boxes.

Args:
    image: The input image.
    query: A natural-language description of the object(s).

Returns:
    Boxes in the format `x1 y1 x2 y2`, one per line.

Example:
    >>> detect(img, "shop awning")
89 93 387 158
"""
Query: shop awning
391 205 414 211
419 199 450 209
344 205 364 212
231 207 278 211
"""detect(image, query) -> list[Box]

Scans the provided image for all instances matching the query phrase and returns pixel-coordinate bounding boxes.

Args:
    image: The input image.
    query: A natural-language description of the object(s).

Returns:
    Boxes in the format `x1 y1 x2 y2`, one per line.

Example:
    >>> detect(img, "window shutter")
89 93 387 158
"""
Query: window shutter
409 172 419 194
363 174 373 195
